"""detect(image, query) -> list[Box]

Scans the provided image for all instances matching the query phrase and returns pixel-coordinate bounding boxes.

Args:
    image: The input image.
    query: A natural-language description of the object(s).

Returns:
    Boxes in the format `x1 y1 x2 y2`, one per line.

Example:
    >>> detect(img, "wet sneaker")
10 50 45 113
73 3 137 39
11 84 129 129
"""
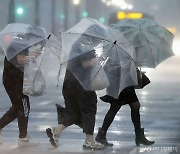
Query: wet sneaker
83 141 105 150
46 128 59 148
0 129 2 145
18 136 38 146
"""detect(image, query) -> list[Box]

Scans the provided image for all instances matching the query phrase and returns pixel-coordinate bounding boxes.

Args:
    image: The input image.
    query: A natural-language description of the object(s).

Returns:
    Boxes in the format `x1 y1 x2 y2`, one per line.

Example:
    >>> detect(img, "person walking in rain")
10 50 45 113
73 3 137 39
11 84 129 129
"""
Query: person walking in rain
95 64 155 146
46 35 105 150
0 38 41 146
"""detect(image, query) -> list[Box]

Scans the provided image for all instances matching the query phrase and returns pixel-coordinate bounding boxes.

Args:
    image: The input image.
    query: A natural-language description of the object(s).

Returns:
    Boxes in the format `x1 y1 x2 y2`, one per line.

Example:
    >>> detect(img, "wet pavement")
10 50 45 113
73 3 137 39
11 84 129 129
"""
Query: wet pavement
0 56 180 154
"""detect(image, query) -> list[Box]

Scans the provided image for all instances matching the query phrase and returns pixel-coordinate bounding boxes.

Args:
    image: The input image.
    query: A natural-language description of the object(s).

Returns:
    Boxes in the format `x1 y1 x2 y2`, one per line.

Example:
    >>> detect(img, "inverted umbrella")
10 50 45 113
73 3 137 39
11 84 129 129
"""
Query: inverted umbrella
23 34 62 96
113 18 174 68
0 23 62 96
60 18 138 98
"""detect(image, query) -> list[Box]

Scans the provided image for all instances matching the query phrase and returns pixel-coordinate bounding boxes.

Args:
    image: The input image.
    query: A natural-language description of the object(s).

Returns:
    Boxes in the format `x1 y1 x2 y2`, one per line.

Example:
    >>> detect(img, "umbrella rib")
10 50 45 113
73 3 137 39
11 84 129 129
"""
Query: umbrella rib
32 48 47 83
46 44 62 52
146 31 173 47
105 45 121 65
82 34 110 42
62 32 111 43
47 39 62 50
86 44 115 88
142 32 156 67
46 38 64 86
32 41 61 84
116 43 136 63
46 39 62 56
45 44 62 86
0 32 45 38
60 49 96 65
8 39 47 61
45 44 60 59
115 44 122 95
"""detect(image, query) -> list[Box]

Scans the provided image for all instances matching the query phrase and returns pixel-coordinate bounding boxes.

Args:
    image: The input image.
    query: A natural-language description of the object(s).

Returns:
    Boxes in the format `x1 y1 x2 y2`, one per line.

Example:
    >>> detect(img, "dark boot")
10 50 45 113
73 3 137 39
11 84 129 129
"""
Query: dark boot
95 127 113 146
55 104 65 124
135 128 155 147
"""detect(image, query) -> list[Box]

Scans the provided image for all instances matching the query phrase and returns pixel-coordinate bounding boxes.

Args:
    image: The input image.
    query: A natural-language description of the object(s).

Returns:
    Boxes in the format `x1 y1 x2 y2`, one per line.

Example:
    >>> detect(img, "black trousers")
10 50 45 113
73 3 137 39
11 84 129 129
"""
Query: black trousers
0 78 30 138
62 72 97 135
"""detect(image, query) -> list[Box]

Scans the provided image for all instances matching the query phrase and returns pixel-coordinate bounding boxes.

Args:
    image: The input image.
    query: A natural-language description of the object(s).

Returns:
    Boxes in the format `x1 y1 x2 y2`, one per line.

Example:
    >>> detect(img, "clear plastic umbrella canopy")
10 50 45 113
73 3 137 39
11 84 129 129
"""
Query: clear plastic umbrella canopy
0 23 47 61
0 23 62 96
61 18 138 98
113 18 174 68
22 34 62 96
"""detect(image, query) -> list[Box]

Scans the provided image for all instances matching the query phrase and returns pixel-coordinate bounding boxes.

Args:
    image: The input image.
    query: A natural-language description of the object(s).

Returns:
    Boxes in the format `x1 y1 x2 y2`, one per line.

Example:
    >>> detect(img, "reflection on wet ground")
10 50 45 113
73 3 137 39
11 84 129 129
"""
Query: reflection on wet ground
0 56 180 153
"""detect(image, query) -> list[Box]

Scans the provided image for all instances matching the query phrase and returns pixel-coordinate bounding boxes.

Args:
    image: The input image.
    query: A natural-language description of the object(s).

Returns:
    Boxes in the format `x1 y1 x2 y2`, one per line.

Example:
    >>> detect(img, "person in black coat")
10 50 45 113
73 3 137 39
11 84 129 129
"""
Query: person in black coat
0 43 39 146
46 35 104 149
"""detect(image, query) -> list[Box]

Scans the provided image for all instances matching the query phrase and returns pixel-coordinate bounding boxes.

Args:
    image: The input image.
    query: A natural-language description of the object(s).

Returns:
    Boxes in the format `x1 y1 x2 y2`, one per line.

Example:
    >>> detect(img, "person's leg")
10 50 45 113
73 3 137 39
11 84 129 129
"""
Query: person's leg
76 91 104 149
0 106 17 145
0 85 19 129
101 103 121 132
129 101 141 131
56 104 65 124
83 133 104 149
0 129 2 144
85 134 94 143
129 102 155 146
96 102 122 146
1 83 37 146
18 95 30 138
0 107 17 129
46 124 67 148
46 99 74 148
16 95 38 146
3 80 30 138
79 91 97 138
0 83 21 145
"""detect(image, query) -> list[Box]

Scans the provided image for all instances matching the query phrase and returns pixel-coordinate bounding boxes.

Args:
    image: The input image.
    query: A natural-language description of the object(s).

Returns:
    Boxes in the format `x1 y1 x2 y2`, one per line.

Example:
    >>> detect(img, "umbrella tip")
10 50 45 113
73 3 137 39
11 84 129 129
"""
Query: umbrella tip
47 34 51 39
114 41 117 44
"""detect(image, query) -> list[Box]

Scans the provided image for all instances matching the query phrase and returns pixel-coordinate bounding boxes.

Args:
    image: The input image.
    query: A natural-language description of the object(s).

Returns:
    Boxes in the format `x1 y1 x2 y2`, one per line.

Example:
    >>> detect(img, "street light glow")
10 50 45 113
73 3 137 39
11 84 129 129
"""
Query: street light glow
106 1 112 6
59 14 65 20
128 4 133 10
173 39 180 56
82 11 88 17
99 17 105 23
73 0 80 5
16 7 24 15
102 0 133 10
117 12 143 20
102 0 107 3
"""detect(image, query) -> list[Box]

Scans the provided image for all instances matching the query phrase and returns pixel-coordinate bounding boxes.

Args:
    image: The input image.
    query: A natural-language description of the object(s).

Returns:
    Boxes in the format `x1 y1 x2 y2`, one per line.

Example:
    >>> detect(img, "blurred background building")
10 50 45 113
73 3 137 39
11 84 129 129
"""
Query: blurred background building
0 0 180 55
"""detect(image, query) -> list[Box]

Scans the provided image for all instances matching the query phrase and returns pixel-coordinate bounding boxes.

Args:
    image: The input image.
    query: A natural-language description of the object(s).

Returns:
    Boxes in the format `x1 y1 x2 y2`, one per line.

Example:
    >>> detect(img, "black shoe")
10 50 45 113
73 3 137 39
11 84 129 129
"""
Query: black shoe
95 128 113 147
100 95 116 104
46 128 58 148
135 128 155 147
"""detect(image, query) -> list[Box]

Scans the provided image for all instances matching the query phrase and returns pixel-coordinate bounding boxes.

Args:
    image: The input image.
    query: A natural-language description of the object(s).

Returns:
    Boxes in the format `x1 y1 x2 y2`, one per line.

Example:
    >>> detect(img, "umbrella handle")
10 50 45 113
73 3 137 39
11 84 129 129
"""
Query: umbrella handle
47 34 51 39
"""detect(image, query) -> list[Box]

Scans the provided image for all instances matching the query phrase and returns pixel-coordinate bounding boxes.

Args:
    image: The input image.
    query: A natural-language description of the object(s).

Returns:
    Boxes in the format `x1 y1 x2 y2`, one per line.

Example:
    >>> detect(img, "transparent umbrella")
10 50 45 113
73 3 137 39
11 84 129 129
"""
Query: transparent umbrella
0 23 47 61
60 18 138 98
113 18 174 68
0 23 62 96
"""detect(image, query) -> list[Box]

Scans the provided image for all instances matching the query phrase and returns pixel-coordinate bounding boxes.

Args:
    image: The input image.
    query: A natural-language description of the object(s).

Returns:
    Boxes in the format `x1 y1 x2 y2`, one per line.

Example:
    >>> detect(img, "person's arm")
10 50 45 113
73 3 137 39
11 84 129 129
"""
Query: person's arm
16 54 31 65
82 58 97 68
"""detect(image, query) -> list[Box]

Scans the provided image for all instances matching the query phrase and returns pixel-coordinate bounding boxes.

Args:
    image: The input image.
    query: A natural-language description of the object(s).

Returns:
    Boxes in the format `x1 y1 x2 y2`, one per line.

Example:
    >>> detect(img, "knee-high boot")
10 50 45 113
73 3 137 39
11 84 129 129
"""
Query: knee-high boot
95 127 113 146
135 128 155 146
